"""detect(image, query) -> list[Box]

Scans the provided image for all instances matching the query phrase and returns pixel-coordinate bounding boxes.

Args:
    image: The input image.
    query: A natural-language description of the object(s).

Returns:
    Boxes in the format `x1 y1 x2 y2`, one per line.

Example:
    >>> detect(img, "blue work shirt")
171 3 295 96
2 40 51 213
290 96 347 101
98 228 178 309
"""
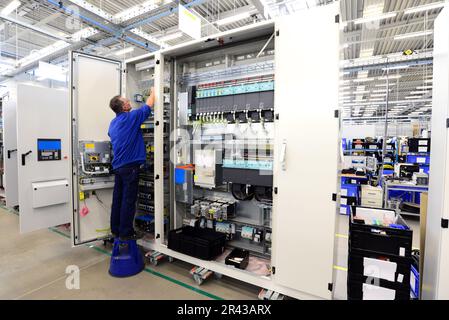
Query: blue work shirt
108 105 152 170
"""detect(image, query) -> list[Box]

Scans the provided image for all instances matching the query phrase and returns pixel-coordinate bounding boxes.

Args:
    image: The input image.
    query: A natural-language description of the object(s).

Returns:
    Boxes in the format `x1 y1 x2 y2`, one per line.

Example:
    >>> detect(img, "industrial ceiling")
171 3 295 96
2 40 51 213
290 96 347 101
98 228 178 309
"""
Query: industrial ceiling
0 0 445 122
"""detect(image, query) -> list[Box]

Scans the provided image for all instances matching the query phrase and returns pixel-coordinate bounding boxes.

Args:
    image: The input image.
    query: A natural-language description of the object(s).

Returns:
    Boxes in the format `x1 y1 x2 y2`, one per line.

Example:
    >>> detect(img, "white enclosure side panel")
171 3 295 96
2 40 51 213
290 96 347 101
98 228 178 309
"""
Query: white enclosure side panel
423 5 449 300
3 99 19 208
17 85 71 233
272 4 340 299
154 52 165 245
73 53 120 141
71 52 121 246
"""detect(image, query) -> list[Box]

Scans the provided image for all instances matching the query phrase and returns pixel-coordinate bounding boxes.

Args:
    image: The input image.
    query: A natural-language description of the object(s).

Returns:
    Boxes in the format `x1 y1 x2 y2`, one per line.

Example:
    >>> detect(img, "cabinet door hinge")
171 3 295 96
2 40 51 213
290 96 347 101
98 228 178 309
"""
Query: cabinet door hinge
328 283 333 292
272 266 276 275
276 30 280 37
442 218 449 229
334 110 340 118
274 187 278 195
335 15 340 23
446 118 449 128
332 193 337 202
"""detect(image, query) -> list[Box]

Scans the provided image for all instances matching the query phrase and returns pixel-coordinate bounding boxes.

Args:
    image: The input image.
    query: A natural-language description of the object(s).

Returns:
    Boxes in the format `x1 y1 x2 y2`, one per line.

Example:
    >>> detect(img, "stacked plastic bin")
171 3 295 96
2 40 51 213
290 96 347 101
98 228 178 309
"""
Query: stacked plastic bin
348 207 413 300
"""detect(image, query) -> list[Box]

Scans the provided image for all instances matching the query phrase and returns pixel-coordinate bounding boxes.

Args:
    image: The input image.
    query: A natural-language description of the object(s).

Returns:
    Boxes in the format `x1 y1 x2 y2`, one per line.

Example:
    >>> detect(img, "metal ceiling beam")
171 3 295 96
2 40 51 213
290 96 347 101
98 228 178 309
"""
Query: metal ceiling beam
2 41 87 78
123 0 210 32
0 13 69 42
249 0 267 17
44 0 156 51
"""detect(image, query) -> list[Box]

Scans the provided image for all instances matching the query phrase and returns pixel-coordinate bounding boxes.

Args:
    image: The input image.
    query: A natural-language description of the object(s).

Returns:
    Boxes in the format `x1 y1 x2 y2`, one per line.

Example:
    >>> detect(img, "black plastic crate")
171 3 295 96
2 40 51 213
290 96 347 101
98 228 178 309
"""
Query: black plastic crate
408 138 431 153
349 249 411 280
350 208 413 258
225 248 250 269
348 272 410 293
168 226 227 260
347 278 410 300
348 251 411 292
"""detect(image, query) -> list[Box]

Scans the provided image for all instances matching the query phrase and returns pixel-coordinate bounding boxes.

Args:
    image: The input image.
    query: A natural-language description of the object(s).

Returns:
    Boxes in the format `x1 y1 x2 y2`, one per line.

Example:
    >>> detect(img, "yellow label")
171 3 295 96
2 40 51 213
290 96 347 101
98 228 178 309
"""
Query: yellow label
151 146 155 152
194 175 198 182
85 143 95 150
79 192 85 201
141 124 146 129
96 228 111 234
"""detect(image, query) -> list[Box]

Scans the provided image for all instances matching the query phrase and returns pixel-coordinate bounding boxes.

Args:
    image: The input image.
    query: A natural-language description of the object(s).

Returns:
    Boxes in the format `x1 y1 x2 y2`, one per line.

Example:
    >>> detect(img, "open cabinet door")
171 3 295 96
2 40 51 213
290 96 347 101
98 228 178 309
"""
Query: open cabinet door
4 97 19 208
272 4 340 299
17 84 71 233
70 52 121 246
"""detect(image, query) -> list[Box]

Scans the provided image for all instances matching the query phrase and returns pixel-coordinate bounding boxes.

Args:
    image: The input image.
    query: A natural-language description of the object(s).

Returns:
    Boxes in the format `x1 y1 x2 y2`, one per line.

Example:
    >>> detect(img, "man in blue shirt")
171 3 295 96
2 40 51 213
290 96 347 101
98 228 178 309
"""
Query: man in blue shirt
108 88 155 241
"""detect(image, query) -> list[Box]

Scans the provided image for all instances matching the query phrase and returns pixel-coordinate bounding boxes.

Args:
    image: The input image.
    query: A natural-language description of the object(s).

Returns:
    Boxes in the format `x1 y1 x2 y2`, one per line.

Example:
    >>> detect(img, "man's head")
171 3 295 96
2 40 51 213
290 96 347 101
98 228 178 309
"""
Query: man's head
110 96 132 114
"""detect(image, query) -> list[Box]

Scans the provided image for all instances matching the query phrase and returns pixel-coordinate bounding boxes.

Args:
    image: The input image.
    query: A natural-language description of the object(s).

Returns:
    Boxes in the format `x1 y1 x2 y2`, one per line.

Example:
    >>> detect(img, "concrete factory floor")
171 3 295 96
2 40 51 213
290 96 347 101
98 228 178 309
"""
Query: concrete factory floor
0 206 420 300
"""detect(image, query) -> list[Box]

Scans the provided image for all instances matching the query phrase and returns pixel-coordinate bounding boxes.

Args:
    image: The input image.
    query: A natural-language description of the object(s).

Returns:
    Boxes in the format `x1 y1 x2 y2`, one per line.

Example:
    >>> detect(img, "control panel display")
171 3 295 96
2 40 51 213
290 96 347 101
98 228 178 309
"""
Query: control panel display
37 139 62 161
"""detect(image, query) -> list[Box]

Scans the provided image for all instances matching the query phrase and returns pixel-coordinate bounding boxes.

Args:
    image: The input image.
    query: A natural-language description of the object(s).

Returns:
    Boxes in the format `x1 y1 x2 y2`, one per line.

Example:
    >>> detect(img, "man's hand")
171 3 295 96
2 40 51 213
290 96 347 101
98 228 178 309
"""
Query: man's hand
146 87 156 109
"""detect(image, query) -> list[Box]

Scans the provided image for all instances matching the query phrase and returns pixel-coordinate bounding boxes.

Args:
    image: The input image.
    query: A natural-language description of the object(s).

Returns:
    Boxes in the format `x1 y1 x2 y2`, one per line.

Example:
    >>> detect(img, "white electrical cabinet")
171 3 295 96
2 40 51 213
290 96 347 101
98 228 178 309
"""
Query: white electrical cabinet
3 93 19 209
423 5 449 300
16 84 71 233
14 54 121 240
14 4 339 300
127 4 341 300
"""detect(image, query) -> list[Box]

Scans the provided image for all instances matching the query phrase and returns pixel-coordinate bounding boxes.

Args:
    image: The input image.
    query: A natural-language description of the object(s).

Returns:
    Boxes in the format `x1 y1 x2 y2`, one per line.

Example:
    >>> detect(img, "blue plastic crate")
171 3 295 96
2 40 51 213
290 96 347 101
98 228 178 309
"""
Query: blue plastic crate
410 265 419 298
339 204 351 216
341 184 359 198
407 155 430 165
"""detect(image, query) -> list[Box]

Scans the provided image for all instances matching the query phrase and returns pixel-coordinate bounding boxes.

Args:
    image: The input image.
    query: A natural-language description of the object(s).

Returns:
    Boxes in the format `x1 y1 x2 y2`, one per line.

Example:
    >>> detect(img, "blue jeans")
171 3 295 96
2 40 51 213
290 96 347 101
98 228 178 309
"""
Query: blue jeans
111 164 140 237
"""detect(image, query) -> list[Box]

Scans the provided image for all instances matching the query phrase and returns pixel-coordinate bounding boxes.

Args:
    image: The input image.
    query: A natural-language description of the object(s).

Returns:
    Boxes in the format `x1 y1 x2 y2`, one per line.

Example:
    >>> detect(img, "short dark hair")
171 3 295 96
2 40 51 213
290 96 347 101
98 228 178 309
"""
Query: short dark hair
110 95 124 114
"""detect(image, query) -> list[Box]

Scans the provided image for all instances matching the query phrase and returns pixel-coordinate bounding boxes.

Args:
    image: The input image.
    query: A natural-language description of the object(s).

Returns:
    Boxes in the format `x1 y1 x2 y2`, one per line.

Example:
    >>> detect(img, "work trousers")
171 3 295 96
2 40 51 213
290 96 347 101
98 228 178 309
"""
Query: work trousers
110 164 140 237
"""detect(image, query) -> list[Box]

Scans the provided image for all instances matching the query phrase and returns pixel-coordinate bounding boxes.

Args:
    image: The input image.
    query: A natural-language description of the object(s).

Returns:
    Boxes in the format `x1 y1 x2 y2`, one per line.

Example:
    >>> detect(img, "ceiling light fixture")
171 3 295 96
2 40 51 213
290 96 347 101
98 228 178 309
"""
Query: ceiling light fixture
404 2 446 15
353 12 397 25
1 0 21 16
382 65 410 71
215 12 252 26
416 86 433 90
158 32 184 42
394 30 433 40
410 91 430 95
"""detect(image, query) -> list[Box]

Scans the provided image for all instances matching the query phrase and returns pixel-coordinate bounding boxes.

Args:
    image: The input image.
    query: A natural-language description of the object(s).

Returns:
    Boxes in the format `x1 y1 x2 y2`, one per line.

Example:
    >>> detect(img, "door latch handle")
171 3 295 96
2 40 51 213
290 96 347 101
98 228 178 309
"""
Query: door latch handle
280 141 287 171
21 151 32 166
7 149 17 159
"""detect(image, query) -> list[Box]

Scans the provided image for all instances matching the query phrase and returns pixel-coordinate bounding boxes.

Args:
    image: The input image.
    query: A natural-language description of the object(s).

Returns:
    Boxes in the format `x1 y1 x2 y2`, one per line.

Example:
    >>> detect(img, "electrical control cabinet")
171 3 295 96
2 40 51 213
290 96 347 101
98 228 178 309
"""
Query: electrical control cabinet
15 85 71 233
3 92 19 208
15 4 339 301
423 5 449 300
132 4 340 300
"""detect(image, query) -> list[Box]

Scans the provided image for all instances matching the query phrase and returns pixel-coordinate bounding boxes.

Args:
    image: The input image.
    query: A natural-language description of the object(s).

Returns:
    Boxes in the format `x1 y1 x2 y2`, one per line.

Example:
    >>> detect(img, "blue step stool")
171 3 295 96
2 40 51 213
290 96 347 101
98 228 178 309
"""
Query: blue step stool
109 239 144 277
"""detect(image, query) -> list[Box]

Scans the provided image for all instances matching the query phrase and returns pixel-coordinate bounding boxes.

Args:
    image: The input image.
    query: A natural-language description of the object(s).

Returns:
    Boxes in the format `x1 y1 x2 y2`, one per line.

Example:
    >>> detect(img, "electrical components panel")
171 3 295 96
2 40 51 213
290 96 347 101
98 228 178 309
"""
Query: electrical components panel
175 165 194 204
191 76 275 123
194 149 222 189
79 141 112 176
170 38 276 263
190 198 236 222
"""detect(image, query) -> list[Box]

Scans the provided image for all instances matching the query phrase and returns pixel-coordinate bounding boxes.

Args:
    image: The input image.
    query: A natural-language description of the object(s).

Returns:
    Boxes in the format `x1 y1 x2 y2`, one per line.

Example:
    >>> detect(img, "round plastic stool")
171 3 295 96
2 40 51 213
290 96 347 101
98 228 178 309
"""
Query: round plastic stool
109 238 144 277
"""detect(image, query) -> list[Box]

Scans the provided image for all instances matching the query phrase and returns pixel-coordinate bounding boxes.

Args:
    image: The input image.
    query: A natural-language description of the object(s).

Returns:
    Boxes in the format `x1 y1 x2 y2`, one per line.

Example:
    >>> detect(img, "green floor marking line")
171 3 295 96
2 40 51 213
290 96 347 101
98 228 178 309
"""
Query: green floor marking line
333 265 348 272
0 204 19 216
47 226 224 300
49 227 70 239
142 267 224 300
